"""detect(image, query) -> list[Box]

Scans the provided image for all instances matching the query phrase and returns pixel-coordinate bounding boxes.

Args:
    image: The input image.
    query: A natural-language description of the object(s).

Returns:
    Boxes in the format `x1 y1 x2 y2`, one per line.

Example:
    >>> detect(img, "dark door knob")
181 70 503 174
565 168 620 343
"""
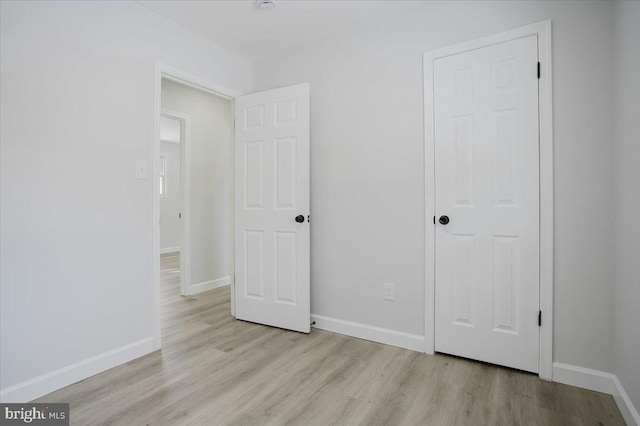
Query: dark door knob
295 215 305 223
439 215 450 225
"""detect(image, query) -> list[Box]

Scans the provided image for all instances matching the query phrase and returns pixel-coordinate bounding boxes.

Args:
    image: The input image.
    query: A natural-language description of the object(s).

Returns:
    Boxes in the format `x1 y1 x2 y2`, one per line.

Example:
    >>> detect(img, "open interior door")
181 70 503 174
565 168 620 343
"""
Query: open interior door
234 83 310 333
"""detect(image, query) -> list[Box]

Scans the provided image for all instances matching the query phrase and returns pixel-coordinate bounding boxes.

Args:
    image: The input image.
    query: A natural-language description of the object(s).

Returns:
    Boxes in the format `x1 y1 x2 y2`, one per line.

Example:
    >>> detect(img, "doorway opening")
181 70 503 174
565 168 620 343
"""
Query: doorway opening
153 64 239 351
159 112 184 301
160 77 233 298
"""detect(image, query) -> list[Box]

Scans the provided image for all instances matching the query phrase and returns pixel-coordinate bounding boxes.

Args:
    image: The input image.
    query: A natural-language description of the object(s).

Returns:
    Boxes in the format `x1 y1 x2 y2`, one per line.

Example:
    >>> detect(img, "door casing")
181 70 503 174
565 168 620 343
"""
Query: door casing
423 20 554 380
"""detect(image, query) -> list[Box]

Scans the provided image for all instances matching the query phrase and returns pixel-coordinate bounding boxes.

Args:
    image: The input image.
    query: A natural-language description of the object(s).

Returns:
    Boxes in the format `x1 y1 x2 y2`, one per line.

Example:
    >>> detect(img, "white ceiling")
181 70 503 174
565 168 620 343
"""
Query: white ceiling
137 0 425 62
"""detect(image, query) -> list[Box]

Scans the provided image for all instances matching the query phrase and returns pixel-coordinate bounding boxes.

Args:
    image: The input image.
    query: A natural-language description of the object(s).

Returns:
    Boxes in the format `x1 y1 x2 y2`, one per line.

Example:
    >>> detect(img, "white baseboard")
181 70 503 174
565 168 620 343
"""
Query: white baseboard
184 276 230 296
310 314 424 352
553 362 616 394
613 375 640 426
553 362 639 425
160 247 180 254
0 337 155 403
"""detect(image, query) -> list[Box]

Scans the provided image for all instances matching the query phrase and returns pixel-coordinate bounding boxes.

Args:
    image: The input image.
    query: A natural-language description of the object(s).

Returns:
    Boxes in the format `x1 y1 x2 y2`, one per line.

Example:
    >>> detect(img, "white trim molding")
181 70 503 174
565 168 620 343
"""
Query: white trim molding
160 247 180 255
0 337 155 403
613 376 640 426
553 362 616 394
183 276 232 296
423 20 554 380
553 363 640 425
311 314 425 353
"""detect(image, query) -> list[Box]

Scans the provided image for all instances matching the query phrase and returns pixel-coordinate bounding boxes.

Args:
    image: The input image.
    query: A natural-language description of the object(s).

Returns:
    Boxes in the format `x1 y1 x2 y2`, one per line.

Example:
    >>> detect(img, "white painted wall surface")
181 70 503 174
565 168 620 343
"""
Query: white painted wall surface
0 0 250 392
253 0 616 372
160 141 181 251
161 116 181 144
161 80 233 289
613 0 640 411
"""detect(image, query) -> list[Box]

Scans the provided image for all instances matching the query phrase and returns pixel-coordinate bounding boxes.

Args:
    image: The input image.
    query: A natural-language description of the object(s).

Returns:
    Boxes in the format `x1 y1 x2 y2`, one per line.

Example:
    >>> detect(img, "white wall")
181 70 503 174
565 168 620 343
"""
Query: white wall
0 0 251 396
613 0 640 412
160 141 181 251
253 0 616 372
161 116 181 144
161 79 233 289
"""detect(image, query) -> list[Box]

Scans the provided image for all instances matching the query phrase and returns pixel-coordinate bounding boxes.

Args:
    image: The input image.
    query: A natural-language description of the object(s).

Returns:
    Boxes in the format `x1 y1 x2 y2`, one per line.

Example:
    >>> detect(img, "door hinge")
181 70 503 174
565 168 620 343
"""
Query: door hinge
433 216 436 225
179 213 182 219
538 310 542 327
537 62 541 79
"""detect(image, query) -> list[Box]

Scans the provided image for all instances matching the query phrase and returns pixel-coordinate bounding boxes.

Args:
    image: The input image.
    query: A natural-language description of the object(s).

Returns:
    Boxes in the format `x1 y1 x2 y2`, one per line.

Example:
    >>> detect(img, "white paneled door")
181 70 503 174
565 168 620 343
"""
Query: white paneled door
234 83 310 333
434 36 540 372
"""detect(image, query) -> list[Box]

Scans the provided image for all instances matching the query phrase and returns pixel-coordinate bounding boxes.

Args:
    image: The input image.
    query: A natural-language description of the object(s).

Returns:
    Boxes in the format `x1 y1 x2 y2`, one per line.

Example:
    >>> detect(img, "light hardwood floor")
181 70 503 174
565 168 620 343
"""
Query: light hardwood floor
37 252 625 425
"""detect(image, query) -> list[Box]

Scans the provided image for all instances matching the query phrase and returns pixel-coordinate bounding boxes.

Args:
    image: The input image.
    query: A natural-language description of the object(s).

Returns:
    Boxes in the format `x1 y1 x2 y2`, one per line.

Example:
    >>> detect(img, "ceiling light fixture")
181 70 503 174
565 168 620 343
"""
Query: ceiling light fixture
257 0 276 10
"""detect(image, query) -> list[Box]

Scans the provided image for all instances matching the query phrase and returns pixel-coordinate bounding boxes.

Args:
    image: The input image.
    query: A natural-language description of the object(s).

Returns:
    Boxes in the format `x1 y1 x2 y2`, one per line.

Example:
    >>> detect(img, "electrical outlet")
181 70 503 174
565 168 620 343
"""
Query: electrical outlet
384 282 395 301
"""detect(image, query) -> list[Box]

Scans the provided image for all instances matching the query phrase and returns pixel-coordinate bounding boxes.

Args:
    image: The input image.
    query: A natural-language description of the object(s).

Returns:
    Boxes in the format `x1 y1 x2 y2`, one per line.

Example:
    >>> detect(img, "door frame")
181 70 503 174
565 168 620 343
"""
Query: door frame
160 109 191 297
153 61 241 350
423 20 553 380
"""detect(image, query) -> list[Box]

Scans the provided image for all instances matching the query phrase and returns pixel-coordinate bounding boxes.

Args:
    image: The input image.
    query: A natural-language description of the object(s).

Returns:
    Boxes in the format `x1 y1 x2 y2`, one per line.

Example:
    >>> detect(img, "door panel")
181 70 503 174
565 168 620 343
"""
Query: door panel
434 35 539 372
235 83 310 333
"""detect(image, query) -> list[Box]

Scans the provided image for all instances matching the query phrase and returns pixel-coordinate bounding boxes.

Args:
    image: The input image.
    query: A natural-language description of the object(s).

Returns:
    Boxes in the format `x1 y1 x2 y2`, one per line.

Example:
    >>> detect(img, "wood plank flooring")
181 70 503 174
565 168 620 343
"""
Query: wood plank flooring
37 252 625 425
